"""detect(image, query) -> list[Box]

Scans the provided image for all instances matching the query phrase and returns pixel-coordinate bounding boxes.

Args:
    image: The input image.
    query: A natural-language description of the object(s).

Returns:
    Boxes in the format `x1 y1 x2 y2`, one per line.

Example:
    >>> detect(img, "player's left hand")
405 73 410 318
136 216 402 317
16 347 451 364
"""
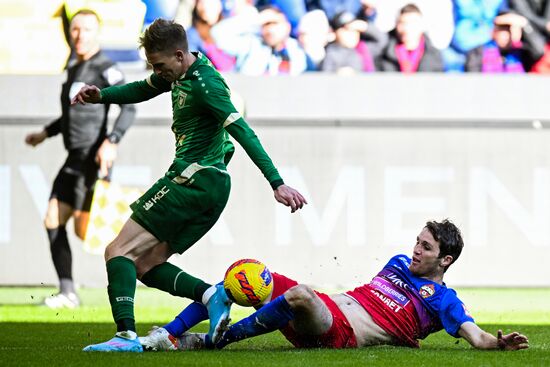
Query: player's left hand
95 139 118 178
497 330 529 351
274 185 307 213
71 84 101 105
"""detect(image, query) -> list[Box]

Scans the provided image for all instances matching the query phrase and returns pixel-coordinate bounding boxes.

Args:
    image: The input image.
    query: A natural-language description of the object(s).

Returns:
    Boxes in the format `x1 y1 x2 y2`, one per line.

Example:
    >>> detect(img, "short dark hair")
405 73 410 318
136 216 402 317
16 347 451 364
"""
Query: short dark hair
425 219 463 271
400 3 422 16
71 8 101 24
139 18 188 54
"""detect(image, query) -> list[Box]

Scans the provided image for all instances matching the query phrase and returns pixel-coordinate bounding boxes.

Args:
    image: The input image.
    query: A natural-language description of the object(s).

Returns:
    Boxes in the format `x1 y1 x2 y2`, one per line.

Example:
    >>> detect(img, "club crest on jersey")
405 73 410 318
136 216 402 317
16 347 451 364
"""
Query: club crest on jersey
177 91 187 108
419 284 435 298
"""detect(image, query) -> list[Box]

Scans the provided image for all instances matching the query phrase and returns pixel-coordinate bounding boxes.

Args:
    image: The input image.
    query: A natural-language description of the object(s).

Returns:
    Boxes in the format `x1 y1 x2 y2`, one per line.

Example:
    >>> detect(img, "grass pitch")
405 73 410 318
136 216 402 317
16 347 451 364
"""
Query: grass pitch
1 287 549 366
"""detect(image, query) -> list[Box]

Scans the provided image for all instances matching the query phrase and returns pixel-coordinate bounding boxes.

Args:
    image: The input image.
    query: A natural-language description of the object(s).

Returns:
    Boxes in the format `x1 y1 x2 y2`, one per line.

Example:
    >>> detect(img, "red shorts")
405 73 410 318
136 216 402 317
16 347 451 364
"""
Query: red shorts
280 293 358 349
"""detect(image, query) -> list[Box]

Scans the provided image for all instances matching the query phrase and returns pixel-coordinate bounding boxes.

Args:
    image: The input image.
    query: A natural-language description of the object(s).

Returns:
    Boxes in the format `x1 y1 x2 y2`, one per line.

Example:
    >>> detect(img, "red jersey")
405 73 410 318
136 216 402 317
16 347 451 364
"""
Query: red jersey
347 255 474 348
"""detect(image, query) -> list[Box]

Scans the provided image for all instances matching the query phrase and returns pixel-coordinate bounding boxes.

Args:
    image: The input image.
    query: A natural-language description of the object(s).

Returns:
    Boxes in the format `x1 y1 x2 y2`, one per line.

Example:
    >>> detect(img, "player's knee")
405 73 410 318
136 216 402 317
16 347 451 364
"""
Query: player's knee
104 241 122 261
134 257 155 278
284 284 317 308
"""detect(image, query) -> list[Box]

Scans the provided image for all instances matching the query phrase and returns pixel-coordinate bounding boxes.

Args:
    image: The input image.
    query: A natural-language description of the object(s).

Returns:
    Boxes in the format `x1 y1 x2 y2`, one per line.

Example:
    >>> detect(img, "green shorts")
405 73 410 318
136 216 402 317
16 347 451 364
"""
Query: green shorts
130 159 231 254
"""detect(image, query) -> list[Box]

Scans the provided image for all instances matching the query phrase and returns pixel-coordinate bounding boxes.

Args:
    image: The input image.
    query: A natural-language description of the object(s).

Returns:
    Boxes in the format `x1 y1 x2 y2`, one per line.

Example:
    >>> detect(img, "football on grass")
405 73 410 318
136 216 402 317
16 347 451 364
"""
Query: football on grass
223 259 273 307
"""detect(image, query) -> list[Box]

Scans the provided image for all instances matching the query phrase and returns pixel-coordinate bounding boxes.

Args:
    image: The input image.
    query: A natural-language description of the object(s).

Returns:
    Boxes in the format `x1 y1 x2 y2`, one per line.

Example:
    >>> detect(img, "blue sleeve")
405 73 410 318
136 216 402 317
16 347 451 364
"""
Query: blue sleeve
439 291 475 337
450 0 501 53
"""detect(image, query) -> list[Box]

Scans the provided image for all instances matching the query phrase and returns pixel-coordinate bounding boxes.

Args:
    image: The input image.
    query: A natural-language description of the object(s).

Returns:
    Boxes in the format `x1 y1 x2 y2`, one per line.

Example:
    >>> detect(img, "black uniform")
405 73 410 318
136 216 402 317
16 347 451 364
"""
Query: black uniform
44 51 136 211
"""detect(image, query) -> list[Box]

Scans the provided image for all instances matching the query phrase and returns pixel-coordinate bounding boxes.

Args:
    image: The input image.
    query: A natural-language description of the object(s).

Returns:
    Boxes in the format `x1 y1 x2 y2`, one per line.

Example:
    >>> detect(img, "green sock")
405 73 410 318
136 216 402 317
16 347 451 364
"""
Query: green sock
106 256 137 332
140 262 211 302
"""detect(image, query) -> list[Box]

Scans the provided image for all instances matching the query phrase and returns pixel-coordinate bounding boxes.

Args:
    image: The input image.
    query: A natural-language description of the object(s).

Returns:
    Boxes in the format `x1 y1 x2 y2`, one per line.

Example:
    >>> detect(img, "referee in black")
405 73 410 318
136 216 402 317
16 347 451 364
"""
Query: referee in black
25 9 136 308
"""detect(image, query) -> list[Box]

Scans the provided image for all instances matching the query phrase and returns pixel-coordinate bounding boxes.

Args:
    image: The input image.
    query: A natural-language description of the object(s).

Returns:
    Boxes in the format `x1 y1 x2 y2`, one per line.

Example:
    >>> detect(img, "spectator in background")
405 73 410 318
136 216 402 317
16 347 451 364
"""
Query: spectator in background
508 0 550 73
211 5 308 75
187 0 236 71
297 9 331 70
24 9 136 309
255 0 308 36
321 11 387 74
465 11 545 72
443 0 508 72
377 4 444 72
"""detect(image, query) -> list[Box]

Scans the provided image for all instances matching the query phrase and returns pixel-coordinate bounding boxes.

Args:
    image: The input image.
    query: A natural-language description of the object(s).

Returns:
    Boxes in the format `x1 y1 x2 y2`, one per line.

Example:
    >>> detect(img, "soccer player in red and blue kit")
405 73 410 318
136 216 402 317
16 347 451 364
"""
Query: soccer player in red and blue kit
140 219 528 351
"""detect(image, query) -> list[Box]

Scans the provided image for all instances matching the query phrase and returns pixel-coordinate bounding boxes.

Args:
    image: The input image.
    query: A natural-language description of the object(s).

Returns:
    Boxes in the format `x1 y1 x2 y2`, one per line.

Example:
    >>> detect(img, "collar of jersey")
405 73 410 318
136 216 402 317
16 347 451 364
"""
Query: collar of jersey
178 51 203 82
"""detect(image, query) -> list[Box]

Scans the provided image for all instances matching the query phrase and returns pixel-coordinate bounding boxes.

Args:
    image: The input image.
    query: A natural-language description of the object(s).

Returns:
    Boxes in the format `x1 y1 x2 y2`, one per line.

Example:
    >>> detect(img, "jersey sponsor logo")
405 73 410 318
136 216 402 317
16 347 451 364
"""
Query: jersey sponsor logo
385 272 410 290
419 284 435 298
143 185 170 211
370 289 403 312
178 91 187 108
370 277 409 306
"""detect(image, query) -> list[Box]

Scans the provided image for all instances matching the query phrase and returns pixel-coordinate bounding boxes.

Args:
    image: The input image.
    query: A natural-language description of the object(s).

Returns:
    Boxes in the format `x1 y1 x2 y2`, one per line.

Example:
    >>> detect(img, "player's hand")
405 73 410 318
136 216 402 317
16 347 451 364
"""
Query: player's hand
95 139 117 178
71 85 101 105
274 184 307 213
497 330 529 351
24 130 47 147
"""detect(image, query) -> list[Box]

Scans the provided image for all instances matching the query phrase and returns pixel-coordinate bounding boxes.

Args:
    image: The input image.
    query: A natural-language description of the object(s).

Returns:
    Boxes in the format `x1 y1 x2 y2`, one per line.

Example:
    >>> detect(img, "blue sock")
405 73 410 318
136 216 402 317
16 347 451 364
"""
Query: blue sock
164 301 209 337
216 295 294 349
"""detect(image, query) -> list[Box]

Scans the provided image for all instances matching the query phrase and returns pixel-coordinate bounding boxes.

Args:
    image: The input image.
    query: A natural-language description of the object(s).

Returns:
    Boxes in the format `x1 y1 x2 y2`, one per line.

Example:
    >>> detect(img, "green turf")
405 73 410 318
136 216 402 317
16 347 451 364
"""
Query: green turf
1 287 548 366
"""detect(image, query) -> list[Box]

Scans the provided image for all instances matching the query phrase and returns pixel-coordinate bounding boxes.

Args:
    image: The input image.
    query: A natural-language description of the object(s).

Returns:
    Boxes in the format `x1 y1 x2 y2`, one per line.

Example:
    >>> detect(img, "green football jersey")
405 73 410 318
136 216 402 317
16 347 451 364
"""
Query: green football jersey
100 52 283 189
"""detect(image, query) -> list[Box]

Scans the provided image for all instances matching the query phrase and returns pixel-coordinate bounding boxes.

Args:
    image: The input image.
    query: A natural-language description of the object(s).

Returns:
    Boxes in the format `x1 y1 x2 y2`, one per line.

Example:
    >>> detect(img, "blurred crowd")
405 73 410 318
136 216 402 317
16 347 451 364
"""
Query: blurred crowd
51 0 550 75
132 0 550 75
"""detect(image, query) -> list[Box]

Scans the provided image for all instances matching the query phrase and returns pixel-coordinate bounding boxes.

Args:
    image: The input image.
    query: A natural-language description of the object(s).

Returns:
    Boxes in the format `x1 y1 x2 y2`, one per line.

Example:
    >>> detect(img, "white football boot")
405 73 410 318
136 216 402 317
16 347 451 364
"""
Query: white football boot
139 326 179 351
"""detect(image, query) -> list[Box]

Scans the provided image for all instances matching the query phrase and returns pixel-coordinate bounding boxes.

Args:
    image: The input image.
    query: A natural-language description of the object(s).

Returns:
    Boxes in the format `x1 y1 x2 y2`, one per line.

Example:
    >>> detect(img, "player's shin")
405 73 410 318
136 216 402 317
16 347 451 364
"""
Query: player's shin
107 256 138 332
140 262 210 301
164 301 209 337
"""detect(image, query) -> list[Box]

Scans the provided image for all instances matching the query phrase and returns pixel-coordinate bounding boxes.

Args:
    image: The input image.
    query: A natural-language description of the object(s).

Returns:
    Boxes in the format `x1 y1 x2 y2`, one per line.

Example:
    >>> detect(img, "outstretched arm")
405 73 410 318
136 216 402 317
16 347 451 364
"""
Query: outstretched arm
458 322 528 350
71 74 171 106
197 75 307 212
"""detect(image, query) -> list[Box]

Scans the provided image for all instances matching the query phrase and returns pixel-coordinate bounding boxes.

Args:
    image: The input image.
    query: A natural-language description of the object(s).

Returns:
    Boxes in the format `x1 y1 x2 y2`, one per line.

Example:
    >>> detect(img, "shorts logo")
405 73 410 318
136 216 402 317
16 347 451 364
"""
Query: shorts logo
419 284 435 298
143 186 170 211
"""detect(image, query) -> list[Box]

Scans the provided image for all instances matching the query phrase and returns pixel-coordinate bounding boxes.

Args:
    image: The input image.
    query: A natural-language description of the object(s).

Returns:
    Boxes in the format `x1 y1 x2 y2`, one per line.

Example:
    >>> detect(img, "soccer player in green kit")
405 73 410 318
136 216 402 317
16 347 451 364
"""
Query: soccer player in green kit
72 18 307 352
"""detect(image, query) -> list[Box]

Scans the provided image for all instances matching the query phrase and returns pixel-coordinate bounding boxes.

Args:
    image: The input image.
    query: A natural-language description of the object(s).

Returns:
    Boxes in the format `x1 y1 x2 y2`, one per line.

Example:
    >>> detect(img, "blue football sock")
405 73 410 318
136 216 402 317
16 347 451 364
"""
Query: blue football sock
164 301 209 337
216 295 294 349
